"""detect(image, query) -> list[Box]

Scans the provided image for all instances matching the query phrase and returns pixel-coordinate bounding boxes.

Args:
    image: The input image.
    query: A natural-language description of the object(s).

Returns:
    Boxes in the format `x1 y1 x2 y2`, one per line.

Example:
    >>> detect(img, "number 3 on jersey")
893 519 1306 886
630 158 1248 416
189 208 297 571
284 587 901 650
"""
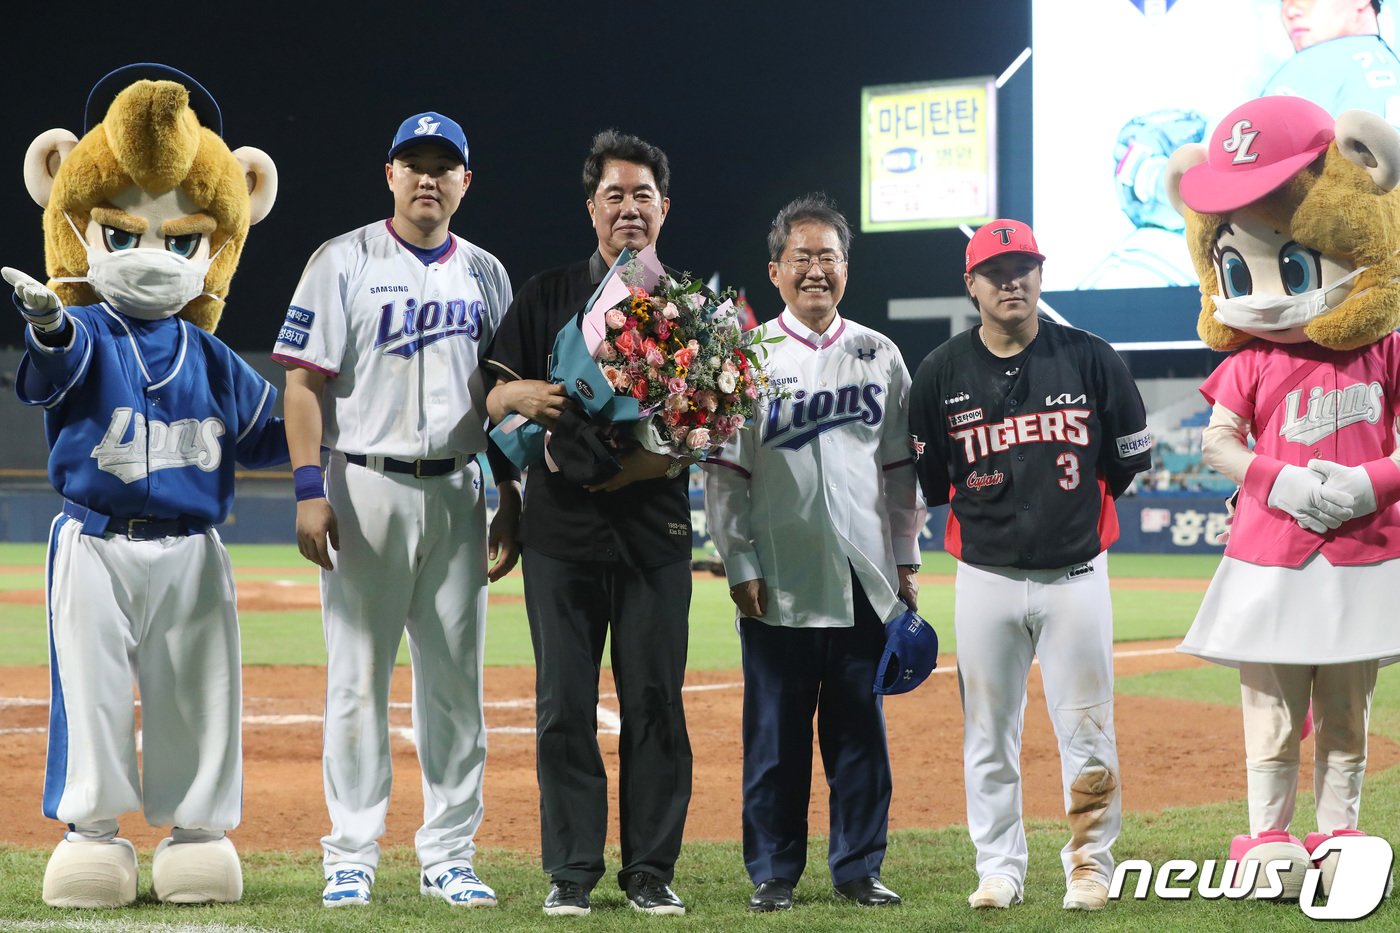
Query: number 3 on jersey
1056 452 1080 490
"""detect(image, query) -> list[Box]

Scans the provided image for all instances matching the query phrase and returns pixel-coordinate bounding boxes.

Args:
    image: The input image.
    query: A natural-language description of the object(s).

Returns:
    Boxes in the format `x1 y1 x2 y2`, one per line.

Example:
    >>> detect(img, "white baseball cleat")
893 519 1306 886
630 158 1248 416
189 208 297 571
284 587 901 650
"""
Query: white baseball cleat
421 863 497 907
968 876 1021 909
1063 877 1110 910
322 866 374 907
151 835 243 904
42 836 138 909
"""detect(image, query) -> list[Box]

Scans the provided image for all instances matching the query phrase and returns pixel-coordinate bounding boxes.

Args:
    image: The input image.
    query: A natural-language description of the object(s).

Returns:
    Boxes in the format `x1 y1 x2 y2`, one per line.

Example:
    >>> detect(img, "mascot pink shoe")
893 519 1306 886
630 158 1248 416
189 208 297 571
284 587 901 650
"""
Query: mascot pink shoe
1229 830 1312 900
1303 829 1394 899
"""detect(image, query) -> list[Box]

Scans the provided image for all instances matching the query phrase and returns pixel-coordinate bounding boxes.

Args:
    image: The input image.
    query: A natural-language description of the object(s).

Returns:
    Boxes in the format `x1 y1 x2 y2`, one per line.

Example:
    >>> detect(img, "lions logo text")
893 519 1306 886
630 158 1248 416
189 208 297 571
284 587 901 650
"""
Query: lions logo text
375 297 485 358
92 408 225 483
764 384 885 451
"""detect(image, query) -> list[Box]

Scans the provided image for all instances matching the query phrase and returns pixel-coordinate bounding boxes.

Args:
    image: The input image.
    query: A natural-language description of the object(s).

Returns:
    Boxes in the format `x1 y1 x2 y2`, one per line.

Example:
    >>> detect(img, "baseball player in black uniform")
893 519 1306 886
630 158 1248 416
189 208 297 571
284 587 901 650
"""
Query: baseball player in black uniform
908 219 1151 912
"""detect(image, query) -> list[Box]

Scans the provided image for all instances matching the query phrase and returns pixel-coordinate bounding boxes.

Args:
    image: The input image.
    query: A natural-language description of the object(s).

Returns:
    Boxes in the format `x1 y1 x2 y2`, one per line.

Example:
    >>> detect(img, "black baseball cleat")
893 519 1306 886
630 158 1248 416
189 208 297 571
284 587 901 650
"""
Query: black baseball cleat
623 872 686 915
834 876 902 906
543 880 591 916
748 878 795 912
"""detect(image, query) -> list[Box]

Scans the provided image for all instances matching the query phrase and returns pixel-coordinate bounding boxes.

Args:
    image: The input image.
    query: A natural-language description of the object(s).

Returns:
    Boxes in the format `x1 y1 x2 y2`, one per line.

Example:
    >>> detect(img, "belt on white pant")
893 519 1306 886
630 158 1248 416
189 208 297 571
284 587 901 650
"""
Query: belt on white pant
343 452 475 478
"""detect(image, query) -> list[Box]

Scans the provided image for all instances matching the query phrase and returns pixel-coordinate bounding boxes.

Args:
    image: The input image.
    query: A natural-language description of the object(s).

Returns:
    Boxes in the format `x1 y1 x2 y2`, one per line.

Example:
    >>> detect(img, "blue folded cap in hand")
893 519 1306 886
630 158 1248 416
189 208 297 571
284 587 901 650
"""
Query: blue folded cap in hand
873 607 938 695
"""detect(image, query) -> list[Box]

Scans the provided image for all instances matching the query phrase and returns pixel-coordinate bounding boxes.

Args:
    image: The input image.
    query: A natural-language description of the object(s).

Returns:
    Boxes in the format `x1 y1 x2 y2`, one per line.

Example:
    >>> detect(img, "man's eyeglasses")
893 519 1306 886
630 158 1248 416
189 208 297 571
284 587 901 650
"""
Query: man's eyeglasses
778 255 846 274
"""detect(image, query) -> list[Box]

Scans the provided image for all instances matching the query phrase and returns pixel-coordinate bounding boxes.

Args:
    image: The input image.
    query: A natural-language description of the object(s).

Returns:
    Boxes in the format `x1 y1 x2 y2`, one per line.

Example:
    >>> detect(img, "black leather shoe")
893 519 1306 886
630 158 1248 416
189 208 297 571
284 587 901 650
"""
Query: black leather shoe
623 872 686 915
748 878 795 912
834 876 902 906
543 880 591 916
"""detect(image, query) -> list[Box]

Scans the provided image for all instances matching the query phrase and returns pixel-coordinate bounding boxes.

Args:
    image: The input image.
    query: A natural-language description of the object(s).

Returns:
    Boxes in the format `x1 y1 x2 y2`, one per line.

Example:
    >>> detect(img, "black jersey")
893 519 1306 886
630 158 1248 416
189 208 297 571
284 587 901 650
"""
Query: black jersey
908 319 1152 570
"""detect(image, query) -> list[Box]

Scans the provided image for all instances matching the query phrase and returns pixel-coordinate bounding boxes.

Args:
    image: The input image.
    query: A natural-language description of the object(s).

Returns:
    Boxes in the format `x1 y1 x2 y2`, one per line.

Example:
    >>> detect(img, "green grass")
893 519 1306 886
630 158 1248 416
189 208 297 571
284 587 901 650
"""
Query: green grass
7 547 1400 928
4 784 1399 930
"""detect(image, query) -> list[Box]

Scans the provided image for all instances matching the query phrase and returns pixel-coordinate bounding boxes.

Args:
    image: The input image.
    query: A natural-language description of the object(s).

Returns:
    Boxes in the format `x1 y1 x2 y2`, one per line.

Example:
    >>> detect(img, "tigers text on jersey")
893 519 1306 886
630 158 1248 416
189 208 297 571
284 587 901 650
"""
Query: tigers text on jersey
17 303 286 524
704 309 925 627
909 320 1151 570
272 220 512 458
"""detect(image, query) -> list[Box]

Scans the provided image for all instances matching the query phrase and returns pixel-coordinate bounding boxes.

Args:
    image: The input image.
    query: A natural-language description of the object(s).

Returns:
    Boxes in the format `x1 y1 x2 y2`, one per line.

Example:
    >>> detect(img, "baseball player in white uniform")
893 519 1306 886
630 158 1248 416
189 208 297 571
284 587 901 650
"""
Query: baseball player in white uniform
704 194 924 913
908 220 1152 912
272 111 520 909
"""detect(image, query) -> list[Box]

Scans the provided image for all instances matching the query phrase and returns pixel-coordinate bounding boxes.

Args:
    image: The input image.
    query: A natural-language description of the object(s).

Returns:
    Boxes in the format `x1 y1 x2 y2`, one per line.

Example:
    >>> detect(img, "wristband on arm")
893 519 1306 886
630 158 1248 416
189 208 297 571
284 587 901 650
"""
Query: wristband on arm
293 465 325 501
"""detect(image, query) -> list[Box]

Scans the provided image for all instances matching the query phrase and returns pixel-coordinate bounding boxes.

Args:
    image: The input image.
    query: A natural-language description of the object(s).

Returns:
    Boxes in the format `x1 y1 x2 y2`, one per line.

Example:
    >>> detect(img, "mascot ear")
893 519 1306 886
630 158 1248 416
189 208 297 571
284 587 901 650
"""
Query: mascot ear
23 128 79 208
1165 143 1207 218
233 146 278 225
1335 109 1400 192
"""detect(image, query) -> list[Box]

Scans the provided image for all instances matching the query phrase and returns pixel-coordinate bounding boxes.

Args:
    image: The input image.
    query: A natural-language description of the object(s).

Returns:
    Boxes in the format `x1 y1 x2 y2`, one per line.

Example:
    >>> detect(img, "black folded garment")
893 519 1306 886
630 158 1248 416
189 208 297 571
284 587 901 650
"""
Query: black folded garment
546 408 623 486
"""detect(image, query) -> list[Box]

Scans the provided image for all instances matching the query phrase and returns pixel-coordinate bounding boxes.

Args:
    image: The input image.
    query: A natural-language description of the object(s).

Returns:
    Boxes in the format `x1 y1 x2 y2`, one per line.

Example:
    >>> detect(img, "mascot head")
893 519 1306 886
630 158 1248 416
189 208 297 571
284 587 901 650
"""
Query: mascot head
1166 95 1400 353
21 63 276 333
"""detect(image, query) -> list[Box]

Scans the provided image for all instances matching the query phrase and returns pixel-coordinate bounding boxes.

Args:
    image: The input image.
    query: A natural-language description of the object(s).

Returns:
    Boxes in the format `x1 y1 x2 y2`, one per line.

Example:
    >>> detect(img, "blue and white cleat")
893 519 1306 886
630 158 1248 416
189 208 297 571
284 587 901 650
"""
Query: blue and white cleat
322 867 373 907
422 864 498 907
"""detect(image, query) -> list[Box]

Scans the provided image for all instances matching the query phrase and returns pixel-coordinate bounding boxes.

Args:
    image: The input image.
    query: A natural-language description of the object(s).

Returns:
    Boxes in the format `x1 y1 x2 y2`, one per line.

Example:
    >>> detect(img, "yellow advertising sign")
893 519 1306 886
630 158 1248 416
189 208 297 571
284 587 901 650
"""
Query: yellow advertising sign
862 78 997 232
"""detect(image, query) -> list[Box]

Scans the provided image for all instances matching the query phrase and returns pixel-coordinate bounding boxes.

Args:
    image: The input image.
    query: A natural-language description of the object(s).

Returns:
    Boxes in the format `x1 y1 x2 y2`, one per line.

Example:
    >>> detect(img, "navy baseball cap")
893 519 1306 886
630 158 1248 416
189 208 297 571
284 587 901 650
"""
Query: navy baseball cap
389 111 469 166
873 607 939 695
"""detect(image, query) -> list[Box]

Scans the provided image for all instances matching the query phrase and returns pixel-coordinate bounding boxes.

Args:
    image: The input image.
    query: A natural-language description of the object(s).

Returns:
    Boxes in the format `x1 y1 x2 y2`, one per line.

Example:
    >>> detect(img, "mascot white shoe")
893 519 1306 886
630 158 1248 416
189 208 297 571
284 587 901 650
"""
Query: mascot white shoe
42 835 138 908
152 834 243 904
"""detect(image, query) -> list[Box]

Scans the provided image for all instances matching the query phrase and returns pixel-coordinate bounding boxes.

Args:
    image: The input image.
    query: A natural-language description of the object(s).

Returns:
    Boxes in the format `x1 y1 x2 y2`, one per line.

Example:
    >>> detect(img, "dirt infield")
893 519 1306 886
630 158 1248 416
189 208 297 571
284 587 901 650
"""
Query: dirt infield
4 638 1393 854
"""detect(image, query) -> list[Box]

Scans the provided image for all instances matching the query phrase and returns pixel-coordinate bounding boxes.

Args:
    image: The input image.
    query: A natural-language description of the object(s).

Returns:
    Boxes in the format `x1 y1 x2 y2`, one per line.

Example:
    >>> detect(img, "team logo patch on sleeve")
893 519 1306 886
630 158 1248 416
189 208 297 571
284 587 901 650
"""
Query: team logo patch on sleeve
277 325 310 349
1116 428 1154 458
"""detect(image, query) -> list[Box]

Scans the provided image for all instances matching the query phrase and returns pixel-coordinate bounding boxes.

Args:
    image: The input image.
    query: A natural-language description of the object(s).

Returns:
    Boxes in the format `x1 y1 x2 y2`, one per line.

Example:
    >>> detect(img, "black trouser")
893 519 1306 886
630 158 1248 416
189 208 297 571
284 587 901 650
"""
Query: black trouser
522 546 693 889
739 574 891 887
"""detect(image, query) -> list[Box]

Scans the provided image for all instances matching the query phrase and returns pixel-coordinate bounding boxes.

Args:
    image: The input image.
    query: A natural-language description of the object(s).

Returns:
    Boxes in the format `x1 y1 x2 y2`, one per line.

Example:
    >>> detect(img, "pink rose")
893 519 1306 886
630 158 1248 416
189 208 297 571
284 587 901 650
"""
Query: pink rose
655 320 671 339
721 359 739 374
614 330 639 358
662 303 680 320
745 384 759 399
666 376 688 395
598 341 617 361
604 308 627 330
602 364 628 390
646 345 666 367
686 428 711 450
674 346 695 368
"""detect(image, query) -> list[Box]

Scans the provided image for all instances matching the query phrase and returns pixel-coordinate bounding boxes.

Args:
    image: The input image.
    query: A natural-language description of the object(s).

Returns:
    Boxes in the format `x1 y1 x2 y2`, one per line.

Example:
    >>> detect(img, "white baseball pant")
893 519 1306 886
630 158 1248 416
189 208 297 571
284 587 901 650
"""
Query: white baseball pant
45 518 241 836
319 452 489 875
954 552 1120 891
1241 660 1378 836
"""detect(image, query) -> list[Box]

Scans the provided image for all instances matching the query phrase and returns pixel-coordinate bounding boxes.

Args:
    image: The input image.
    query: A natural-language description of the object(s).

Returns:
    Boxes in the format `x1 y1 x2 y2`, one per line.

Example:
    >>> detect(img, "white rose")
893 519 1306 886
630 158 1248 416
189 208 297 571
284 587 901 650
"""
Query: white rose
717 371 738 393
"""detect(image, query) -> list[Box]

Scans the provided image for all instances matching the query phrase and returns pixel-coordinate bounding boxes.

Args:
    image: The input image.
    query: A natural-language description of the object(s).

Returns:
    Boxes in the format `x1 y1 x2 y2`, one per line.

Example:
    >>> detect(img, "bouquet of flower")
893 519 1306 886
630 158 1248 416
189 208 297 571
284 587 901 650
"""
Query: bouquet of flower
588 247 774 458
489 245 778 476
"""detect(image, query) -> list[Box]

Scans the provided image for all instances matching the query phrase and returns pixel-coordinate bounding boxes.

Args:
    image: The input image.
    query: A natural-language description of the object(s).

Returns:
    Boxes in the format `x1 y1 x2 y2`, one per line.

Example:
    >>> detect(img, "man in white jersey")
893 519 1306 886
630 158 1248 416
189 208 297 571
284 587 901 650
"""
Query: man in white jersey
704 194 924 912
272 111 520 909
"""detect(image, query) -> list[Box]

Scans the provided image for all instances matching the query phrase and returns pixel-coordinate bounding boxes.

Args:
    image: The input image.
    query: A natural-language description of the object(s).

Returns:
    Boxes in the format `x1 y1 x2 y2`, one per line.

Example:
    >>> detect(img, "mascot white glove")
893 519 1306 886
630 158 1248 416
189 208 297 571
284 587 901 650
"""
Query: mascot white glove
1308 459 1379 521
2 266 66 333
1268 463 1356 533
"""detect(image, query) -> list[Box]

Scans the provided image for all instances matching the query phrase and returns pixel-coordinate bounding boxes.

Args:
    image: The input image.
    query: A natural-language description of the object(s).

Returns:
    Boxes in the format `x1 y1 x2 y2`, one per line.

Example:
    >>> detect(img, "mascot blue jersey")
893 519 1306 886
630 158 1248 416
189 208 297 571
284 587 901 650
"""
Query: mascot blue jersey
1264 35 1400 126
16 302 288 524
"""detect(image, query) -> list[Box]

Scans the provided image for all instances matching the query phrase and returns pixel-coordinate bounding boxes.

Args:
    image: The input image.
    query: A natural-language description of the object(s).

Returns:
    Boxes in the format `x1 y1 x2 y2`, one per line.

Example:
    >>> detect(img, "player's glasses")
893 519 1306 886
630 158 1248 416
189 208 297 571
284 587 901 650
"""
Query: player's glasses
778 255 845 274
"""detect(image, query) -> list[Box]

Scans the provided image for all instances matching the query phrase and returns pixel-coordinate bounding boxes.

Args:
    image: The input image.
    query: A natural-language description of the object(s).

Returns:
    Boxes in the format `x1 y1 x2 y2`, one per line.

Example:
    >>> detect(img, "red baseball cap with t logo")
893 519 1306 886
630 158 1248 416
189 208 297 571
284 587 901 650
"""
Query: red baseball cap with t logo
1179 96 1334 214
965 219 1045 273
